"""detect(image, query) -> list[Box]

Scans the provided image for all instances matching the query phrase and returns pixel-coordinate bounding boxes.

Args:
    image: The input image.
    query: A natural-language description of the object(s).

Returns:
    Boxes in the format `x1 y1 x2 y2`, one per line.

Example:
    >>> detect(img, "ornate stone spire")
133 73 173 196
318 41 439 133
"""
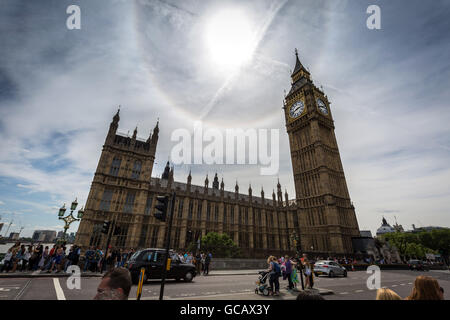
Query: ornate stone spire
150 119 159 145
212 173 219 189
132 126 137 140
204 174 209 188
235 180 239 193
161 161 170 180
187 169 192 185
113 106 120 124
220 177 224 191
292 49 309 76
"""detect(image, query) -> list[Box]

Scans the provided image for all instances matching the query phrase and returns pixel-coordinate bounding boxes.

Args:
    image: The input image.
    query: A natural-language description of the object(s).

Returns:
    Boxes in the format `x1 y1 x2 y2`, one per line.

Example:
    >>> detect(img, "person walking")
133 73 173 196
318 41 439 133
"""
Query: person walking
204 252 211 275
200 252 206 274
267 256 281 296
303 256 313 289
284 256 295 290
195 252 202 274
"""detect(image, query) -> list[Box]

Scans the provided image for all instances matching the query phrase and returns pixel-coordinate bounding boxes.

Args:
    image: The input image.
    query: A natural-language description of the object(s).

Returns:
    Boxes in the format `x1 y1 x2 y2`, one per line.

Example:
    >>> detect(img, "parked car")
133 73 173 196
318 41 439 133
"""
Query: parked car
313 260 347 278
125 248 197 284
408 259 430 271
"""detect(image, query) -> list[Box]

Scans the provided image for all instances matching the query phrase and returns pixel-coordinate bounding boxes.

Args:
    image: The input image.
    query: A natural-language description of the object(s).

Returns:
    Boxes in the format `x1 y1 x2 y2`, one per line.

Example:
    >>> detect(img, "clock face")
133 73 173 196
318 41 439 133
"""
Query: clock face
317 98 328 115
289 100 305 118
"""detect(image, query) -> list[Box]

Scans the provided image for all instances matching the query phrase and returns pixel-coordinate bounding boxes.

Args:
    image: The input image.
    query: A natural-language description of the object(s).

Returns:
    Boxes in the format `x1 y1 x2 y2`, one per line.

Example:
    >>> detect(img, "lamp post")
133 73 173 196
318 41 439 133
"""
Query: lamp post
58 198 84 243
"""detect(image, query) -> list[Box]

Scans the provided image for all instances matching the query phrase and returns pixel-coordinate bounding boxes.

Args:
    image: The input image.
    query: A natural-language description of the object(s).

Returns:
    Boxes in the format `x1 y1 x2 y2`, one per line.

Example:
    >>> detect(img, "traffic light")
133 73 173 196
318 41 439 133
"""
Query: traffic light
154 195 169 222
101 220 111 234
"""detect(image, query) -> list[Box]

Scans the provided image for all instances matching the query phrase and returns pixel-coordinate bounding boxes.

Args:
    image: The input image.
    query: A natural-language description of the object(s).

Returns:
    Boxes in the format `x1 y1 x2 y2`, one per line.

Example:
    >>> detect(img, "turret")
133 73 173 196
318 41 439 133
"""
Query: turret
277 179 283 204
161 161 170 180
212 173 219 190
204 174 209 189
150 120 159 146
106 107 120 144
187 170 192 185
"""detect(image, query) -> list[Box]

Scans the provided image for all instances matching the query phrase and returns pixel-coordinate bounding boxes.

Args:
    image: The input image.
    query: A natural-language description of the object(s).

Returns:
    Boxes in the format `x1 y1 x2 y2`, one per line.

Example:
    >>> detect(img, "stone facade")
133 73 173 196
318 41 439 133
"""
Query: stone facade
75 51 361 257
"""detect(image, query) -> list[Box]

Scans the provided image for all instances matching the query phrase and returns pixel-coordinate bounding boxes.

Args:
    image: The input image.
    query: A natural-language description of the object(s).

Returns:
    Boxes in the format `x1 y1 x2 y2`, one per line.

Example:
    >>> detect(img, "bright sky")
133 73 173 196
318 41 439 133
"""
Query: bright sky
0 0 449 238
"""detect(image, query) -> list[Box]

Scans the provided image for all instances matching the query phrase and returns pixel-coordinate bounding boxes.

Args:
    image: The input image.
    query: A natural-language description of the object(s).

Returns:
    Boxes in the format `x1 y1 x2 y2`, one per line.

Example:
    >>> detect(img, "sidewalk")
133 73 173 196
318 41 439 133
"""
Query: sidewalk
0 270 102 278
145 288 334 300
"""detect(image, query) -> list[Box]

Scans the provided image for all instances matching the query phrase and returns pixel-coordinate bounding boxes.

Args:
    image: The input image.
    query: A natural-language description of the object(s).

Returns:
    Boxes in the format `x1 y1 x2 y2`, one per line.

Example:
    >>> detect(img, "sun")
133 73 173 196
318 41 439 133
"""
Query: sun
204 9 256 72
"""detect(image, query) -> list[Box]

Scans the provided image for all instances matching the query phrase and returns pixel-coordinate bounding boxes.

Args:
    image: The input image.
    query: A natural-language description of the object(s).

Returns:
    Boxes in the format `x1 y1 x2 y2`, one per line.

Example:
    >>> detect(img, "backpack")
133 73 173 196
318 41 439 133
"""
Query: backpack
271 262 281 277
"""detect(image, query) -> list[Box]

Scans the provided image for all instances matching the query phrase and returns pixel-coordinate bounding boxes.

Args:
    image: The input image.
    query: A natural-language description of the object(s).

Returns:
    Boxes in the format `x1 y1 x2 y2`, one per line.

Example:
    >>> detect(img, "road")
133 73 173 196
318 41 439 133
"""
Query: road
0 270 449 300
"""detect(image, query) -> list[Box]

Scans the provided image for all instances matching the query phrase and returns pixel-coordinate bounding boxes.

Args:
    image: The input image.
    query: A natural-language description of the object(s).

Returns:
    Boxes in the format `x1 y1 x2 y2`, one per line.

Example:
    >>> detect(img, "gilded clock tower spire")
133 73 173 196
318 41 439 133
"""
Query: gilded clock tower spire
284 50 360 254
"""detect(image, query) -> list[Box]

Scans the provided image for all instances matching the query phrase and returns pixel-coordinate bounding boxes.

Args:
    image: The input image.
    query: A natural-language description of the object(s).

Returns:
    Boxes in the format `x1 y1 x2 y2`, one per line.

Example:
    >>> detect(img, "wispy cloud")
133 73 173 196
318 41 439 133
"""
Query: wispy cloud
0 0 449 237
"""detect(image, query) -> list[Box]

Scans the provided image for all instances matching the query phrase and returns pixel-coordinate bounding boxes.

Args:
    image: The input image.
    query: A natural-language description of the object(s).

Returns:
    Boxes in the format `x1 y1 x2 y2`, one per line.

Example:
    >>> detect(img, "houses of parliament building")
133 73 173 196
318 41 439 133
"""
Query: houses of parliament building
75 51 361 258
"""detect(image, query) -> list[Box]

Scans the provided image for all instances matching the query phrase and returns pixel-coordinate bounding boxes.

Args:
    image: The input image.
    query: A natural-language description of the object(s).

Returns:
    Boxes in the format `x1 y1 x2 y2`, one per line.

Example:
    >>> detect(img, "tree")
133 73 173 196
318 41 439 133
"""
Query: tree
381 230 448 261
199 232 240 258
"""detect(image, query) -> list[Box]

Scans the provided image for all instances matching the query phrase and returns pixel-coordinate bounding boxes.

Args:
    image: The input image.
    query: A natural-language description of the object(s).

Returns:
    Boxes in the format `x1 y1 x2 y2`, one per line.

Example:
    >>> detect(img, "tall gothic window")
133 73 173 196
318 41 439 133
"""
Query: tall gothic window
131 160 142 179
150 227 159 247
123 191 136 213
99 189 113 211
144 196 153 215
223 205 227 224
230 206 234 224
197 202 202 220
178 198 184 218
188 200 193 220
109 157 121 176
214 205 219 221
206 202 211 221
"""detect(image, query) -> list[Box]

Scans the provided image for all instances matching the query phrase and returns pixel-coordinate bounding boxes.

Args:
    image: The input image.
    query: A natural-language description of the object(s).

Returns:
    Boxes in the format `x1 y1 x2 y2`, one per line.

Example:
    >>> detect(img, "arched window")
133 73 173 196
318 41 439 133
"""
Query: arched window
131 160 142 179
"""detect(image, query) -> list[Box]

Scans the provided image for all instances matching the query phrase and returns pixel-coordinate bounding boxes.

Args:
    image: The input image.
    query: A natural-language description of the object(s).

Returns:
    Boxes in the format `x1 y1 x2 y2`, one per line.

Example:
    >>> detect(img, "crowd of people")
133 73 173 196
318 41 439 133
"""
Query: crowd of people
0 241 81 273
0 242 215 275
265 253 316 296
174 251 213 276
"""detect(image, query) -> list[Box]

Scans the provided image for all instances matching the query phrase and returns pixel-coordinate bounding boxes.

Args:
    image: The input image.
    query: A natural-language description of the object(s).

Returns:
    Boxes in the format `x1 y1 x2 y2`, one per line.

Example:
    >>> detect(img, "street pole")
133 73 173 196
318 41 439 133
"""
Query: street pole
159 192 176 300
102 219 115 273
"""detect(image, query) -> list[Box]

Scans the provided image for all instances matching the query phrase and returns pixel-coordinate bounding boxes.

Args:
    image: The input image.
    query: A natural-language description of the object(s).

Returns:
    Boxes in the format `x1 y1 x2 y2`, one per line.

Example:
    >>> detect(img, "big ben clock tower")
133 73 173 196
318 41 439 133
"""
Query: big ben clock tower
284 49 360 254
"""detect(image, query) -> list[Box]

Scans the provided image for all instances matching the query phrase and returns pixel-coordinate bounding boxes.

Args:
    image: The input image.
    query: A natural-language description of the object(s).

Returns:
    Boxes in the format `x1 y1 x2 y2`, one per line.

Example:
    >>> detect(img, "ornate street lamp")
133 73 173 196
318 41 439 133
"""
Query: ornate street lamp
57 198 83 243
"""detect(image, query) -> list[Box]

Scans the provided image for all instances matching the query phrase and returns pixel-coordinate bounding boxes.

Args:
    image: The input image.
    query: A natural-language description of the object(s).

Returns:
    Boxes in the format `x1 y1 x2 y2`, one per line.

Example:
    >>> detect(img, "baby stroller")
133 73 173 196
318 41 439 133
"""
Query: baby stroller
255 271 271 296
